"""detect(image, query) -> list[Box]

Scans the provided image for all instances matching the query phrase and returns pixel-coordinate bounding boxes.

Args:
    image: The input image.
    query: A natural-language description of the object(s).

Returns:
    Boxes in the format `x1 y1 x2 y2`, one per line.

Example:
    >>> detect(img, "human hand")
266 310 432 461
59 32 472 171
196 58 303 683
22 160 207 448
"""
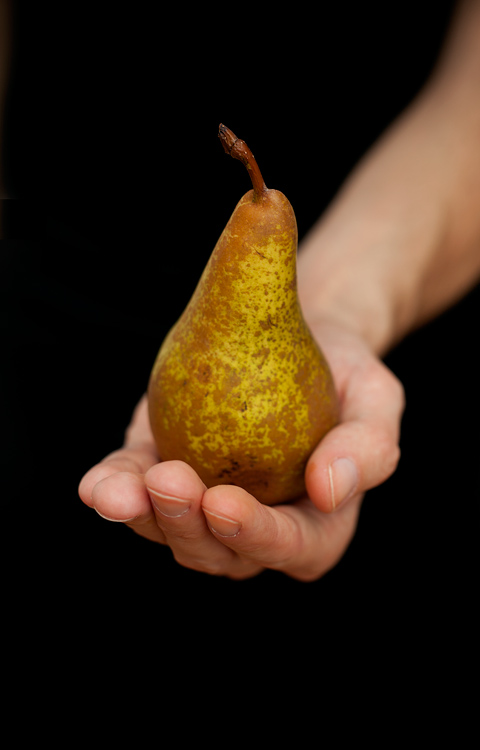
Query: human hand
78 317 404 581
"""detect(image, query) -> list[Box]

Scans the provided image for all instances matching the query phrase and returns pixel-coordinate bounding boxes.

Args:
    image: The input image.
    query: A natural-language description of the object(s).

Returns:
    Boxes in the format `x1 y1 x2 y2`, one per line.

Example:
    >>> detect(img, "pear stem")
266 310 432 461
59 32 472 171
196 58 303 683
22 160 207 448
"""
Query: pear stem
219 123 268 201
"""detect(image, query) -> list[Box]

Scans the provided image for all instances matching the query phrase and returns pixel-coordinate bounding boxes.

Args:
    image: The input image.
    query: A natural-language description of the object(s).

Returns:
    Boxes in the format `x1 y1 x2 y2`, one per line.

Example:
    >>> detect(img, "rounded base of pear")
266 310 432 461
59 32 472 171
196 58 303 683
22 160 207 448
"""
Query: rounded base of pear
152 446 313 506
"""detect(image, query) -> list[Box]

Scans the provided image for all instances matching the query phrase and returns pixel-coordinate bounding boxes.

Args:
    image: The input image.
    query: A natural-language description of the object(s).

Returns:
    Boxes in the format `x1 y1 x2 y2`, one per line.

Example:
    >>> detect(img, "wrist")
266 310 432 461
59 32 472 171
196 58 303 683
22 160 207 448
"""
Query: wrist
298 78 480 354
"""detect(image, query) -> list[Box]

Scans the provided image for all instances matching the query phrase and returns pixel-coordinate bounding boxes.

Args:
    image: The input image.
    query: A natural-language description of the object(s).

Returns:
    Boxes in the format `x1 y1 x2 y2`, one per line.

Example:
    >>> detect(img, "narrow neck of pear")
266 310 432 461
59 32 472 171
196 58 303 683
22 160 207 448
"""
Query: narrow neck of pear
219 124 268 202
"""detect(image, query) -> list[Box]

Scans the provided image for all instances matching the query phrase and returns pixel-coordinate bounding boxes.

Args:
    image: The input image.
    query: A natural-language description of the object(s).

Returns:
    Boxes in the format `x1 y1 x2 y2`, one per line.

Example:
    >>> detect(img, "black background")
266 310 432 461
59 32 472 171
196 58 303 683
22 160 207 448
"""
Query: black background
2 1 478 666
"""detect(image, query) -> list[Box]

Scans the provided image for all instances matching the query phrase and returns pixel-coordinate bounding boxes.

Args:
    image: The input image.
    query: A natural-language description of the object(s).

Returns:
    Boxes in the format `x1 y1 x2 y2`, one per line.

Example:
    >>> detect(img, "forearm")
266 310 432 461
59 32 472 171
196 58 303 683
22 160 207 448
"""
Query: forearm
298 0 480 355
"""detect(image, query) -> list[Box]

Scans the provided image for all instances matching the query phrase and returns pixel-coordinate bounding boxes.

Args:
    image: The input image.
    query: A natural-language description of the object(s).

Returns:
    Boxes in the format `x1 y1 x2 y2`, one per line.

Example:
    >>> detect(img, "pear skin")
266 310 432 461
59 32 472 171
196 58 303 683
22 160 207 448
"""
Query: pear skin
148 125 339 505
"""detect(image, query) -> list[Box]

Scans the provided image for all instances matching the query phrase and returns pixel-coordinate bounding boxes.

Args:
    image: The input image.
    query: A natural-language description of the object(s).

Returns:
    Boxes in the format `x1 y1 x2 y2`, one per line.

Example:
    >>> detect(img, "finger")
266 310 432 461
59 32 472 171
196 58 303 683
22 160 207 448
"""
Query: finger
201 484 362 581
306 357 405 513
144 461 261 578
78 445 158 508
90 470 167 544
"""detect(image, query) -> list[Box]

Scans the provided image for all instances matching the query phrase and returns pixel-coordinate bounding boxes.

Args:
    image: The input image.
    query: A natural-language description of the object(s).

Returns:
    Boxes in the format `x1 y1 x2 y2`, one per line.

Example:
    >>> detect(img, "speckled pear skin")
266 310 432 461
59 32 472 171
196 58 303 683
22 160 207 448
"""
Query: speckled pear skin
148 186 339 505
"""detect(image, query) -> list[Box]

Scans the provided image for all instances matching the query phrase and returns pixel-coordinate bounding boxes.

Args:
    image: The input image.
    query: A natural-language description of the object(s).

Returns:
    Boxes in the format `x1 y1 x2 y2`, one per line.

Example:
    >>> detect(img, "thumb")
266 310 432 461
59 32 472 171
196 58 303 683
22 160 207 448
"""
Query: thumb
306 358 405 513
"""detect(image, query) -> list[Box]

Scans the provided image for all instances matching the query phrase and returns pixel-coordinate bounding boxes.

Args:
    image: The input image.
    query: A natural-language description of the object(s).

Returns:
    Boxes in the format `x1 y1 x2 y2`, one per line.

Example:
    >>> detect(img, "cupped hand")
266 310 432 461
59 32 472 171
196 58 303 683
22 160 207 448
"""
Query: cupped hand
78 319 404 581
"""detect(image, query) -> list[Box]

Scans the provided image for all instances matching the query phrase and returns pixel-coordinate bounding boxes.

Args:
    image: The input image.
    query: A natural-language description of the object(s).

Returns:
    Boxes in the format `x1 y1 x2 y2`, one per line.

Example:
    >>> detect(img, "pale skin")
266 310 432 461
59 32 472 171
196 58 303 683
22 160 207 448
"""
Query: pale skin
78 0 480 581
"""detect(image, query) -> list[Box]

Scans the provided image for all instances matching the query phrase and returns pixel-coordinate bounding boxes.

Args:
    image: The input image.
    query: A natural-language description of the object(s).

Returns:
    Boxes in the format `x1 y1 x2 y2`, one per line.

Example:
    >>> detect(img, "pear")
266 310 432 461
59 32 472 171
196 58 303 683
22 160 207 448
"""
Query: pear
147 124 339 505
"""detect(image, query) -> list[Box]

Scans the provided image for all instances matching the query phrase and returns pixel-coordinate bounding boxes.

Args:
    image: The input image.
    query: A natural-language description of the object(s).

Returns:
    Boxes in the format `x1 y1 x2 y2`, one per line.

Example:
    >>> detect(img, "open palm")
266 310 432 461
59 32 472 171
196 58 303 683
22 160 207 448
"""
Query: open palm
78 316 404 581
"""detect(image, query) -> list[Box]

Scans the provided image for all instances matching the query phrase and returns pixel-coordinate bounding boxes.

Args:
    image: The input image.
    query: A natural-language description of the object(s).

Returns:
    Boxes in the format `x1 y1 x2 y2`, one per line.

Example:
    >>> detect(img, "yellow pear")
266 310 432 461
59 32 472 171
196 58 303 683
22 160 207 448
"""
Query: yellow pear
148 124 339 505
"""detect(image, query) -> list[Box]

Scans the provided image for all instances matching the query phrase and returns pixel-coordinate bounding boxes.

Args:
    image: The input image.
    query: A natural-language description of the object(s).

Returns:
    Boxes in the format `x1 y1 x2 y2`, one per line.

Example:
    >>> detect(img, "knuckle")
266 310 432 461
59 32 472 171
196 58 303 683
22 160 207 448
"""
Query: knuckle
365 356 405 399
387 369 406 413
371 424 401 480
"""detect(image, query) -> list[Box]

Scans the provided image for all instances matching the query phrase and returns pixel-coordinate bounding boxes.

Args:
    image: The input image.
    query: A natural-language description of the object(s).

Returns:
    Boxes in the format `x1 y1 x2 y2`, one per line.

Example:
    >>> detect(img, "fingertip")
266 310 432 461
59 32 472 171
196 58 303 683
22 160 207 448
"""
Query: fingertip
78 463 120 507
202 483 256 521
328 457 359 510
305 454 359 513
90 471 150 522
144 460 207 504
78 475 92 506
202 484 271 541
305 457 331 512
201 484 311 572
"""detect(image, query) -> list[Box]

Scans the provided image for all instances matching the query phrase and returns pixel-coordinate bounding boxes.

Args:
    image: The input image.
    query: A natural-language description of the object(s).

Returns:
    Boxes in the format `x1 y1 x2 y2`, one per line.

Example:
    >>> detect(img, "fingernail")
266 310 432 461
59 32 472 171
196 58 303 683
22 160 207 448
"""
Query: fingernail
95 509 139 523
203 509 241 537
147 487 191 518
328 458 358 510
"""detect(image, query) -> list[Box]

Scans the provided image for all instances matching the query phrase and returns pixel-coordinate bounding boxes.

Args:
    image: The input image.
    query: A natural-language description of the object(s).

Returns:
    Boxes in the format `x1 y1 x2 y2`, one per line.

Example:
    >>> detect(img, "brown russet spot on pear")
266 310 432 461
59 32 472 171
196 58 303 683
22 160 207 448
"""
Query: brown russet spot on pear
147 124 339 505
